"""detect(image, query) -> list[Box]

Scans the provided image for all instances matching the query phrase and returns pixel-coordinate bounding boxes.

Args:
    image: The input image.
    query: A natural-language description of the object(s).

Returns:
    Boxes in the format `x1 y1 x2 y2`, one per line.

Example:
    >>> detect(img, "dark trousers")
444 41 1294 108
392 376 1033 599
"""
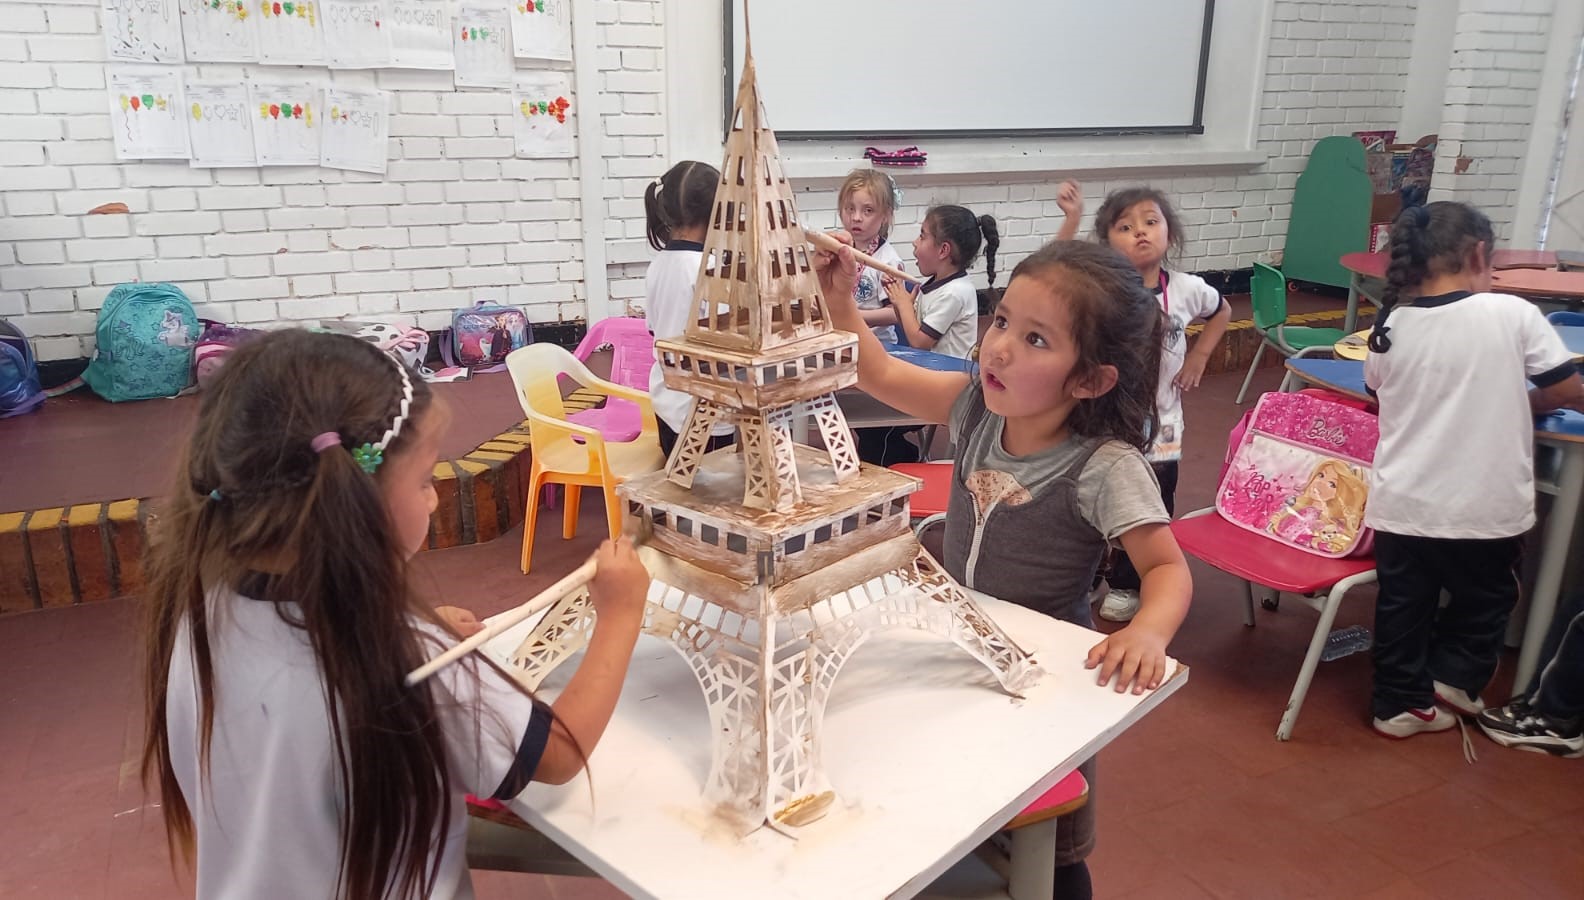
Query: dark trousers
856 426 922 467
1106 460 1179 592
1370 531 1522 720
658 420 735 458
1530 600 1584 720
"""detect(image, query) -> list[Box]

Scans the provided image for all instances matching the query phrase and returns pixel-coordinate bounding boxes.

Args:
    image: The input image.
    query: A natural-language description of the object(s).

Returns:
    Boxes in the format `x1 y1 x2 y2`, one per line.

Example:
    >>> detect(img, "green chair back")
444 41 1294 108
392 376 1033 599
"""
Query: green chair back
1250 262 1288 333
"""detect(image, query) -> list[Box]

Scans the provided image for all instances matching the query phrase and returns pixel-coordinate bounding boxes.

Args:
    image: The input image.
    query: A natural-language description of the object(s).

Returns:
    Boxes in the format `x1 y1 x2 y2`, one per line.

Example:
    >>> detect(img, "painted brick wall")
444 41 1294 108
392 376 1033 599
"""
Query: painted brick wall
1428 0 1555 241
3 0 1416 354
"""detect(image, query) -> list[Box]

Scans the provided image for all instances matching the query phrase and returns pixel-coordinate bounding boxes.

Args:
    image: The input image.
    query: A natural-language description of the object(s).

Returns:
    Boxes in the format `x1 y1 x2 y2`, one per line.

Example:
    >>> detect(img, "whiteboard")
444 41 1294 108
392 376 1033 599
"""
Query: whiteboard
727 0 1214 139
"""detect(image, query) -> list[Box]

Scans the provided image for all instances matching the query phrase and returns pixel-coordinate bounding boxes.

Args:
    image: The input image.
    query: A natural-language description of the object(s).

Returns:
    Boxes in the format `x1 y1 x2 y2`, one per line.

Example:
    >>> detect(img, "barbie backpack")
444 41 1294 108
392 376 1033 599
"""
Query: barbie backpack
1216 391 1379 558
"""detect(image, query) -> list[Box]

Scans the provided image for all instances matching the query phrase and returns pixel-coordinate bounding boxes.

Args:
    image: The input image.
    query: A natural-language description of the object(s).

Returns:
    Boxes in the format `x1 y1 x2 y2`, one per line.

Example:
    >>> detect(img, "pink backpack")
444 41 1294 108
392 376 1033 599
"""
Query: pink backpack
1216 391 1379 558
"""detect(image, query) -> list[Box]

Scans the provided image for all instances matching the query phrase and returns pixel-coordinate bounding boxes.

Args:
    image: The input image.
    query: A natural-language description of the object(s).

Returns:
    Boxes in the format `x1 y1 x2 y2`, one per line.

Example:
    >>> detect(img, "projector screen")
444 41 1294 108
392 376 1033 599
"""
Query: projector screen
726 0 1215 139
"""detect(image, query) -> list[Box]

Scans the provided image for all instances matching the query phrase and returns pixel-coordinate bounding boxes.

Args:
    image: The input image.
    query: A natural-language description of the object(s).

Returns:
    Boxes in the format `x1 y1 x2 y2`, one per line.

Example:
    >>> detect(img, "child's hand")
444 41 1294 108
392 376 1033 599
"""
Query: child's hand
1056 180 1083 221
1085 623 1170 694
813 229 860 306
883 277 918 308
435 606 484 638
588 537 649 625
1174 352 1209 391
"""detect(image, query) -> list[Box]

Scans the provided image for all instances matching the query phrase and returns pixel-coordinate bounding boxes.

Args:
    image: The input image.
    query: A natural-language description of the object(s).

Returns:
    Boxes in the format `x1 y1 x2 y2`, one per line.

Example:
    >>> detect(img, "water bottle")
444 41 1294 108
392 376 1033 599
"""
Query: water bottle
1321 624 1373 661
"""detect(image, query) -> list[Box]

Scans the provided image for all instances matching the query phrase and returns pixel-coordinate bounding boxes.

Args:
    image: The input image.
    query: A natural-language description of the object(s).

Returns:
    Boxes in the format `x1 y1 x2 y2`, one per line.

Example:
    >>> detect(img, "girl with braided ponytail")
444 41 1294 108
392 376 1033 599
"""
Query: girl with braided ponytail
143 330 650 898
1364 201 1584 740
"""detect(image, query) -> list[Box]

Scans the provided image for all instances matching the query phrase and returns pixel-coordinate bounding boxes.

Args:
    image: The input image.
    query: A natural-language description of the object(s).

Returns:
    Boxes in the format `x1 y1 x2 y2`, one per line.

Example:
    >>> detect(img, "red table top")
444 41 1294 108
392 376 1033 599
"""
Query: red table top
1339 250 1584 298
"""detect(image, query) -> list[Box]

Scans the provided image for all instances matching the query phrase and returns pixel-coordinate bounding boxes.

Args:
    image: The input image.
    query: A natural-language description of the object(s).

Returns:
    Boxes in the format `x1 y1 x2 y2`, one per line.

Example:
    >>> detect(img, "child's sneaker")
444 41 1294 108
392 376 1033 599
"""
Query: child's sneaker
1372 706 1457 739
1476 698 1584 758
1098 589 1140 623
1433 680 1485 716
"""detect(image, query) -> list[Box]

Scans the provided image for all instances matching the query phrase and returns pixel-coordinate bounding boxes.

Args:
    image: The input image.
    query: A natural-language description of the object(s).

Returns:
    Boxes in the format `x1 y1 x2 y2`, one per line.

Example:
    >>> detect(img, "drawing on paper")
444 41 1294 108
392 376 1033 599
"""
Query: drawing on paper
108 68 189 159
104 0 187 63
248 81 320 166
509 0 569 61
185 80 256 167
322 0 392 68
256 0 326 65
512 72 573 158
321 87 390 174
179 0 257 62
389 0 452 70
453 5 512 88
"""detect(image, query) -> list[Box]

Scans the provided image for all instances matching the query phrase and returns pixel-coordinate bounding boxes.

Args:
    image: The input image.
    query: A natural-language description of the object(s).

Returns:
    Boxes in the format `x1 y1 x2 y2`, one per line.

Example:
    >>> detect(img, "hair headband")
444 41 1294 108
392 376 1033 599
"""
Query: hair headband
315 356 414 475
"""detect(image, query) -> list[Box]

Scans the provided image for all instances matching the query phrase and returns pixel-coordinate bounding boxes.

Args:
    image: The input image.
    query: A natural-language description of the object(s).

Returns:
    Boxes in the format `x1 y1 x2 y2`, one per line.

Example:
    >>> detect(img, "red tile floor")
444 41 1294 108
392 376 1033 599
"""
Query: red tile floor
5 338 1584 898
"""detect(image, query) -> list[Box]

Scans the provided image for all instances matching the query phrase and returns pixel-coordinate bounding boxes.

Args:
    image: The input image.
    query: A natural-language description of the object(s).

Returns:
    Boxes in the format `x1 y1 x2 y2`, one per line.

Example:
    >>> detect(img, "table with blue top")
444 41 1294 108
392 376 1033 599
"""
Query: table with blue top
1283 356 1584 687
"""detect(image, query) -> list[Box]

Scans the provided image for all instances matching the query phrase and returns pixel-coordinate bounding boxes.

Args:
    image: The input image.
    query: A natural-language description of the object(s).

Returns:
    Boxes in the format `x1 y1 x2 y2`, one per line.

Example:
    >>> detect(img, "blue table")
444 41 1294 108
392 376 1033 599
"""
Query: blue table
1283 357 1584 686
878 342 973 373
1556 325 1584 358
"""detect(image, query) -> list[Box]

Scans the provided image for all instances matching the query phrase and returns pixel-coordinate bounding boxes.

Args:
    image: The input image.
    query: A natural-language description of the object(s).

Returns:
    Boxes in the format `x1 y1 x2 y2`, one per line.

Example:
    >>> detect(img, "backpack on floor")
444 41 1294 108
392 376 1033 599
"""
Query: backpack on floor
81 283 199 402
444 301 530 372
1216 391 1379 558
0 318 44 418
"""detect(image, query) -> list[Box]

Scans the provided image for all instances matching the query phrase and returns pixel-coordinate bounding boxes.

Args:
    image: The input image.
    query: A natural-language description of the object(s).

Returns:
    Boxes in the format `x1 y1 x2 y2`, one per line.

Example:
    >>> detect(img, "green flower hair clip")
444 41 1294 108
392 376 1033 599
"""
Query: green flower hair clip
351 443 384 474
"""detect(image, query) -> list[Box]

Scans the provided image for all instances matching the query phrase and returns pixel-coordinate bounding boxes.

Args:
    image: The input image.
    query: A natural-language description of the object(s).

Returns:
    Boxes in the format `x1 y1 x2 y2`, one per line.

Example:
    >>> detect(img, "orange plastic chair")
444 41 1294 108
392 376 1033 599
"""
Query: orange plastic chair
506 344 664 574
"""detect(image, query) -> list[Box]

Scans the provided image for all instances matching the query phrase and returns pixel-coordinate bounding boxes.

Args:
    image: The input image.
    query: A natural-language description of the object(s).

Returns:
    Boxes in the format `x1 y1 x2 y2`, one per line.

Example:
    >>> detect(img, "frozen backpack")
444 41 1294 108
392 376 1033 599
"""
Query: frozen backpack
0 318 44 418
445 301 530 372
81 283 199 402
1216 391 1379 558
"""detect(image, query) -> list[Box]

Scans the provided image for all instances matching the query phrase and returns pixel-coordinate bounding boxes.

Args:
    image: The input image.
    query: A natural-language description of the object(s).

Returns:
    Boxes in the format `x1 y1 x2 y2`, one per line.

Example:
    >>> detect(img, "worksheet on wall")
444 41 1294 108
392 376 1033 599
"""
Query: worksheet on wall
103 0 187 63
453 5 512 88
389 0 452 69
248 79 321 165
322 0 393 68
108 67 190 159
509 0 569 61
320 86 390 174
512 70 573 158
185 80 256 166
178 0 258 62
256 0 326 65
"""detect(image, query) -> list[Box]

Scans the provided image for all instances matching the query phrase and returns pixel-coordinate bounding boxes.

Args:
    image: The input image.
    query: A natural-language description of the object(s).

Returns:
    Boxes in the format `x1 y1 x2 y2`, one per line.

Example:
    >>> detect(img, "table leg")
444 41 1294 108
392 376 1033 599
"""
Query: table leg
1007 820 1057 900
1344 273 1361 333
1516 442 1584 688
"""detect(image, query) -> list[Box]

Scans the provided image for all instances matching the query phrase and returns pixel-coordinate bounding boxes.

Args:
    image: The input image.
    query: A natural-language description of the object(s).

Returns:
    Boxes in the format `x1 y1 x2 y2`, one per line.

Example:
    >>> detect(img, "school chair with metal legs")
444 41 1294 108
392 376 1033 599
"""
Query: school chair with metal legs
506 343 664 574
1236 261 1347 404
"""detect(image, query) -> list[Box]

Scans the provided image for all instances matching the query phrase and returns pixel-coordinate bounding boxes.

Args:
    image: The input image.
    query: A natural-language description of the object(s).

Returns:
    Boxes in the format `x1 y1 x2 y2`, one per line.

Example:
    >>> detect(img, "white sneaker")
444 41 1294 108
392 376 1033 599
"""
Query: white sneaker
1373 706 1457 739
1098 589 1140 623
1433 680 1485 716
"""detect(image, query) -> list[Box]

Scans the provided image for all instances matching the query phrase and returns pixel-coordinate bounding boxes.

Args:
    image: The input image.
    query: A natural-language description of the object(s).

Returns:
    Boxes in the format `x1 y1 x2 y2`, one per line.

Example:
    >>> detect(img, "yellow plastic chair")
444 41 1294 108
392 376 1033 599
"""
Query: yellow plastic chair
506 343 664 574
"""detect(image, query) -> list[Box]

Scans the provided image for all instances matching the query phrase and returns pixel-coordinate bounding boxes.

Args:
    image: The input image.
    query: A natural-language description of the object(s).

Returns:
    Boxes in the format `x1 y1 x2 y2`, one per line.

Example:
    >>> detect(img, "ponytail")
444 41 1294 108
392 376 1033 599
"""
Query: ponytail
645 160 722 252
643 179 669 251
1370 201 1494 354
978 214 1001 288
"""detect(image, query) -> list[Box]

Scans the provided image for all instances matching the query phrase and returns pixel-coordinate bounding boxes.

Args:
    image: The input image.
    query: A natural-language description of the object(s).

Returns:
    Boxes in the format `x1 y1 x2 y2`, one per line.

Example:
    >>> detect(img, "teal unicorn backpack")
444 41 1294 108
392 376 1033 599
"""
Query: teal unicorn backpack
81 283 199 402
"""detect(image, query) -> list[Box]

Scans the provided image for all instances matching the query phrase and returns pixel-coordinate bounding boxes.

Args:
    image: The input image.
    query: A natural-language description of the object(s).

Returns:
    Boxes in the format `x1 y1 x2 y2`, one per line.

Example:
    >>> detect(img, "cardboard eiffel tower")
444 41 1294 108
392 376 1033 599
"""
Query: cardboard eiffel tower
501 44 1040 836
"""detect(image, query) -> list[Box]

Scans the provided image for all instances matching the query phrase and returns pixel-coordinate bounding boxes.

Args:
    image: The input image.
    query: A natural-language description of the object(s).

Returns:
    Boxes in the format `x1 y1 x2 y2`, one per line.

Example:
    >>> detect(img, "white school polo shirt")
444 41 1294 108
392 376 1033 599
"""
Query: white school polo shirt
1151 270 1225 463
913 270 979 359
167 581 549 899
855 239 904 344
1364 290 1575 539
644 241 735 436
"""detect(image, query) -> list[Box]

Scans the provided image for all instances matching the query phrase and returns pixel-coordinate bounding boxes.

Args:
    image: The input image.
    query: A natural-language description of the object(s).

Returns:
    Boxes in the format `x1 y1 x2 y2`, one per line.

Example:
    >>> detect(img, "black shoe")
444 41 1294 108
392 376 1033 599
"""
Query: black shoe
1476 697 1584 758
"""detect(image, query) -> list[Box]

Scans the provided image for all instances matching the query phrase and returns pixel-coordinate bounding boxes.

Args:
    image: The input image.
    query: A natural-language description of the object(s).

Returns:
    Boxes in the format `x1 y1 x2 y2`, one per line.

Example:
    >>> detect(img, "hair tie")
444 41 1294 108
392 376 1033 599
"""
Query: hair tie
311 431 342 453
208 488 223 502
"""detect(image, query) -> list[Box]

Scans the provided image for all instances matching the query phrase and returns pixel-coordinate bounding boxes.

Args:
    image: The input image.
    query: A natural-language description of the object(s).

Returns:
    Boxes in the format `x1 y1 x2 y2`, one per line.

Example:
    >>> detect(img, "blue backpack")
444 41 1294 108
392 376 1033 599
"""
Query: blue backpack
0 318 44 418
81 283 199 402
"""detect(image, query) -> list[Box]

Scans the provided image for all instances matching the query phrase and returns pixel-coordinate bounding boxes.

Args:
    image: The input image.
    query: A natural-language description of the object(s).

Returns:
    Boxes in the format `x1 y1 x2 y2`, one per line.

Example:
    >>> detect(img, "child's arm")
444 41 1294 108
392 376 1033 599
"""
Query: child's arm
815 232 971 426
1085 523 1191 694
860 305 899 328
1175 299 1231 391
884 279 937 350
1054 180 1083 242
532 539 648 784
1531 371 1584 415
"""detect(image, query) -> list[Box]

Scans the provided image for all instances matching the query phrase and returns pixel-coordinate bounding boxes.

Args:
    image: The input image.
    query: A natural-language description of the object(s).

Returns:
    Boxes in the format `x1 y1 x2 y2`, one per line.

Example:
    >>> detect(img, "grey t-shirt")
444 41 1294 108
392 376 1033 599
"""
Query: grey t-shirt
941 381 1170 625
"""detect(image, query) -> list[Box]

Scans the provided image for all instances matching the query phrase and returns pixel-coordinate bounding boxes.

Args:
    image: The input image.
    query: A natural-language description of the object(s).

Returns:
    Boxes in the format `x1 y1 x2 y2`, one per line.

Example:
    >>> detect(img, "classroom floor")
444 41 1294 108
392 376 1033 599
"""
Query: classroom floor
5 351 1583 898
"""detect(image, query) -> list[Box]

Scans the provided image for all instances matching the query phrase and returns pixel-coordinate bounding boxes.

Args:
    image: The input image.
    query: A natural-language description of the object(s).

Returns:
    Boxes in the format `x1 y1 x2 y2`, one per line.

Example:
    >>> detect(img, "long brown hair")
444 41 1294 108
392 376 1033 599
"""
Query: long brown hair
1369 201 1493 353
142 329 452 899
1008 241 1163 452
1092 185 1186 261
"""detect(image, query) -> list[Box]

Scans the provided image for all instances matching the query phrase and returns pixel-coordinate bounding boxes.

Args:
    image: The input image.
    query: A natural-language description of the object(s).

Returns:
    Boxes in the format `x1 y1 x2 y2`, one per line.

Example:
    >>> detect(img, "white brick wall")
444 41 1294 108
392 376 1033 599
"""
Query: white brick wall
1428 0 1555 241
3 0 1417 357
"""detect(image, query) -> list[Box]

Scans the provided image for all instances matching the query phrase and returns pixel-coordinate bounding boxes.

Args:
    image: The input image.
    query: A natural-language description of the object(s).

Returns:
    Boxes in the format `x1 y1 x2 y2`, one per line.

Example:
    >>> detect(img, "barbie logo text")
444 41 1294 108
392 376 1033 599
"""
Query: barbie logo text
1304 418 1348 447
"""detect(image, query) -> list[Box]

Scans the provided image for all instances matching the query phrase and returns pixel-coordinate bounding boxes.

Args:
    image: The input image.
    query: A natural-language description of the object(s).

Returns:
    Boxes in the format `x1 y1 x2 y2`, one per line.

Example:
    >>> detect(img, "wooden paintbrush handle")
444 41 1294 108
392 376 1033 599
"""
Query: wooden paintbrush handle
805 229 914 284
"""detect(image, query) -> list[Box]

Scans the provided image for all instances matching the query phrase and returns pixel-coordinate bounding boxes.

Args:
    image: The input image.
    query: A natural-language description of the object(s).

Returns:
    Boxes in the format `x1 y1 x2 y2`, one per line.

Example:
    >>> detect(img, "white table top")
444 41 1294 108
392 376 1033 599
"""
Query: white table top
486 588 1187 900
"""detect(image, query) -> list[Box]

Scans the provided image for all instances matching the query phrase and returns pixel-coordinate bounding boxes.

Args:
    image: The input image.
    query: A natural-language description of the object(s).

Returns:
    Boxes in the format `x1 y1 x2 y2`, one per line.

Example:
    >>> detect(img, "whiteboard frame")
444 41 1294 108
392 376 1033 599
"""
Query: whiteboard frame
721 0 1216 141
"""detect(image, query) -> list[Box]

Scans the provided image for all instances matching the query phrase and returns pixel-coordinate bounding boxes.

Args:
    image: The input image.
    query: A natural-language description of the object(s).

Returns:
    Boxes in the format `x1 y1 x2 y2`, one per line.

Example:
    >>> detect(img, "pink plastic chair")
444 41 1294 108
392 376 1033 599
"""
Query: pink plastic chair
566 317 655 443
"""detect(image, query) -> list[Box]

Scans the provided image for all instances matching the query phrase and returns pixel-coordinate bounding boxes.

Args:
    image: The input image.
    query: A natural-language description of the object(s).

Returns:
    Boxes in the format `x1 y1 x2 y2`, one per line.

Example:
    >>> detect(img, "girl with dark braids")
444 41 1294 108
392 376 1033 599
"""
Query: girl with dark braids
1364 201 1584 739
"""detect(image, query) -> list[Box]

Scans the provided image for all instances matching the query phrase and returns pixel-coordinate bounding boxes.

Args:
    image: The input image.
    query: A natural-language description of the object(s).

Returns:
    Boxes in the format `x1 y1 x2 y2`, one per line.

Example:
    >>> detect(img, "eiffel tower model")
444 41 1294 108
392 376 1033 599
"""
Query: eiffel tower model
500 42 1040 836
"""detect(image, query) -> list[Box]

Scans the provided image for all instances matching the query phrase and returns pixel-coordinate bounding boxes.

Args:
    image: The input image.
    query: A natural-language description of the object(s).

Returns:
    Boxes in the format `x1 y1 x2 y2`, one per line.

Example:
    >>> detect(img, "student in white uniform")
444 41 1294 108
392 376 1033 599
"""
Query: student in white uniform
643 160 736 456
836 168 907 344
884 203 1000 359
142 330 651 899
1364 201 1584 738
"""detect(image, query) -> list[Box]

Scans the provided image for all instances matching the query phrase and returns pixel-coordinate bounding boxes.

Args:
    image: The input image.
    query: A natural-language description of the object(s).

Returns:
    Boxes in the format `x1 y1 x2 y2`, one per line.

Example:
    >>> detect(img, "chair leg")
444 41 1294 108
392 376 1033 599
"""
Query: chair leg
601 477 624 540
521 471 546 575
1236 342 1267 404
1242 580 1256 627
562 485 581 540
1277 582 1348 741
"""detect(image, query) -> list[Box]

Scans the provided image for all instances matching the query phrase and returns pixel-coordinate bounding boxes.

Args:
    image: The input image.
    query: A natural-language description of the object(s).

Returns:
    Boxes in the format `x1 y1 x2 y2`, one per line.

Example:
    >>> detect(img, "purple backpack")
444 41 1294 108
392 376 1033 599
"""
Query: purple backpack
445 301 531 372
0 318 44 418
